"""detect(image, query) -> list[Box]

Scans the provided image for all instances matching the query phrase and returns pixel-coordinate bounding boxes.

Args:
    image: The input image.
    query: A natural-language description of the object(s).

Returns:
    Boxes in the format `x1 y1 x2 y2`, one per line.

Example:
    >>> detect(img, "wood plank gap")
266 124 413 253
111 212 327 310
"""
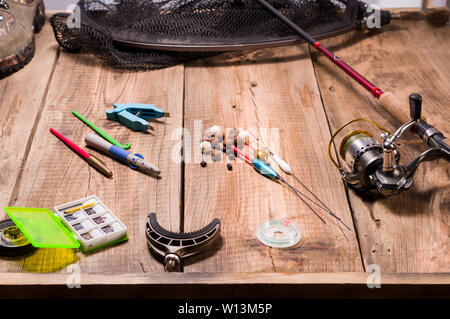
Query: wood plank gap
342 188 366 272
180 64 186 235
307 45 366 272
7 47 61 207
268 247 277 272
12 46 61 273
178 64 187 273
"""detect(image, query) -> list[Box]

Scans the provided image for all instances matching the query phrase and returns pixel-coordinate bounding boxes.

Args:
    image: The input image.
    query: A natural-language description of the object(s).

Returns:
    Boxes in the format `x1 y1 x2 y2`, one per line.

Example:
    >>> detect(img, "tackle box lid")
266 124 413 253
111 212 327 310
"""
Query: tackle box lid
4 207 80 249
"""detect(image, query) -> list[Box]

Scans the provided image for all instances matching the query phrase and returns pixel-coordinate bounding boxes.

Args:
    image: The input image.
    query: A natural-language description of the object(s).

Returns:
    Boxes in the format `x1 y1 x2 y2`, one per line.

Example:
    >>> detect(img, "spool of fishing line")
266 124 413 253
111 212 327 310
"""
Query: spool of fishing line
0 219 34 257
257 219 301 248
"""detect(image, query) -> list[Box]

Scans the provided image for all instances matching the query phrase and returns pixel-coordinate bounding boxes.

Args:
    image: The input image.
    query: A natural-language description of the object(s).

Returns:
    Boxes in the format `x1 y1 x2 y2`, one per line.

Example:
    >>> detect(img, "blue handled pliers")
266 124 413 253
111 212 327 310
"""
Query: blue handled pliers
106 103 170 131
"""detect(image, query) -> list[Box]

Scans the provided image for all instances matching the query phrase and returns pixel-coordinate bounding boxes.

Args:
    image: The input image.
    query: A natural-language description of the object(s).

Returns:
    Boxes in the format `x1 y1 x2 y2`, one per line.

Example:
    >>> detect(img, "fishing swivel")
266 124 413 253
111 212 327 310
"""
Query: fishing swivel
329 94 450 196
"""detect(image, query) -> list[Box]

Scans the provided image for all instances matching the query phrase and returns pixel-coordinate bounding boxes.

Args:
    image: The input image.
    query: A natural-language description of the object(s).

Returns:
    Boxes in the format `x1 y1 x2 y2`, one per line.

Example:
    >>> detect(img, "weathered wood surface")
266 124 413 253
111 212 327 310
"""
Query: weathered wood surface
1 20 184 273
0 22 59 272
183 45 362 273
0 12 448 293
0 22 58 211
1 272 449 299
312 18 450 273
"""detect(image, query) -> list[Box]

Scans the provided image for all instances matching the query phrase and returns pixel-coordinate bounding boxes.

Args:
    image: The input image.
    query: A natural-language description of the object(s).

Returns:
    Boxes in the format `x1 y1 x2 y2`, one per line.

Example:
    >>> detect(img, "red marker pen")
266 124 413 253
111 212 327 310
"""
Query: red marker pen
50 128 113 178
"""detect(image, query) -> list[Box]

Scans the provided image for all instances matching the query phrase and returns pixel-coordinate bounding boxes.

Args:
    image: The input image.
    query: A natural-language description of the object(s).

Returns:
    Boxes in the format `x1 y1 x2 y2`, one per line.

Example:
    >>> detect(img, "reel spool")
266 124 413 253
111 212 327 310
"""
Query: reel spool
0 219 34 257
340 130 382 169
329 119 390 190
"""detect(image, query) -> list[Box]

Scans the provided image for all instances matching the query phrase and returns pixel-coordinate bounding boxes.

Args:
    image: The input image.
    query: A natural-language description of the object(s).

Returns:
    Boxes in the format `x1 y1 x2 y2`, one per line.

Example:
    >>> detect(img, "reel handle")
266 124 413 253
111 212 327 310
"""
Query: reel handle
409 93 422 121
379 91 429 125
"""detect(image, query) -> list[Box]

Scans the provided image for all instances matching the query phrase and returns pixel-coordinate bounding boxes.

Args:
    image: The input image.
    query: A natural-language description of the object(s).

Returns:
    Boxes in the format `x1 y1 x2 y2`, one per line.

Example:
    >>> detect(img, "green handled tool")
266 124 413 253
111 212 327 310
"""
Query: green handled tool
72 111 131 150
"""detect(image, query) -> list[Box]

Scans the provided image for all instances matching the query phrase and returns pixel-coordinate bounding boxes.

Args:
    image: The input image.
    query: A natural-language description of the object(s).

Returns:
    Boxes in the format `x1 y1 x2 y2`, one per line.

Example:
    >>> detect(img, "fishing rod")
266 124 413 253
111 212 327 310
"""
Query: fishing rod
256 0 450 196
255 0 448 131
254 0 396 119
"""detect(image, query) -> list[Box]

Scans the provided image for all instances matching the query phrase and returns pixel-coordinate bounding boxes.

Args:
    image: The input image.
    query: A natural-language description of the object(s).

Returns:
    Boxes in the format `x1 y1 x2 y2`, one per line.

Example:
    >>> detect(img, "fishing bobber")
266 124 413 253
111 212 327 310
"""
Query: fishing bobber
200 141 212 154
202 128 213 141
254 149 270 163
225 128 240 146
229 128 240 137
225 139 235 160
201 135 212 142
203 126 224 143
199 141 213 168
210 149 222 162
210 136 220 149
225 129 240 160
237 131 250 148
226 149 235 161
210 125 222 135
225 135 235 148
225 148 234 171
217 132 225 143
211 126 225 142
232 128 240 144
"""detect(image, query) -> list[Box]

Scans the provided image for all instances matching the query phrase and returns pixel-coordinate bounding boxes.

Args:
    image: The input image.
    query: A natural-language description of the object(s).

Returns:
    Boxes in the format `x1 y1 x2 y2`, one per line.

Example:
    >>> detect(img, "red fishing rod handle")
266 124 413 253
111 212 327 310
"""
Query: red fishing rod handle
314 41 412 124
256 0 414 124
378 92 412 124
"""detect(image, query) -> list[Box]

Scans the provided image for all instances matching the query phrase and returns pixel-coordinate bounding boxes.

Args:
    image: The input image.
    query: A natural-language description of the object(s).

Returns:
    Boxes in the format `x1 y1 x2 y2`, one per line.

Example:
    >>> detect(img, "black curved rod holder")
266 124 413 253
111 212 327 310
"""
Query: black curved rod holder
145 213 221 272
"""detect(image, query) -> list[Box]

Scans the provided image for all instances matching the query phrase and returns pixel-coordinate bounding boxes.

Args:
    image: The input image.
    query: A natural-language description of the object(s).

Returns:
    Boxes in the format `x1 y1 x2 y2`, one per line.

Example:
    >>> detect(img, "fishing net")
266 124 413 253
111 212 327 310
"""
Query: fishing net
50 0 373 70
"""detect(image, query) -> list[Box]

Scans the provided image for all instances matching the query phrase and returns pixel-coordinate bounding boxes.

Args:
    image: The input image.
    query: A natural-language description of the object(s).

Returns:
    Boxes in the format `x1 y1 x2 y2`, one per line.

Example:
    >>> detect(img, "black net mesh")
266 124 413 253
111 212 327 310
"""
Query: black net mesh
50 0 361 70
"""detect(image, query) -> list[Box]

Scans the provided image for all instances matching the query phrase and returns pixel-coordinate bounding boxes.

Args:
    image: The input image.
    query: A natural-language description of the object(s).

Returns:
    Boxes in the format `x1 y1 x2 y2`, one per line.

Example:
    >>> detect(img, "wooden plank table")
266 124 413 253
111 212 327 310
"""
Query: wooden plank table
0 11 448 298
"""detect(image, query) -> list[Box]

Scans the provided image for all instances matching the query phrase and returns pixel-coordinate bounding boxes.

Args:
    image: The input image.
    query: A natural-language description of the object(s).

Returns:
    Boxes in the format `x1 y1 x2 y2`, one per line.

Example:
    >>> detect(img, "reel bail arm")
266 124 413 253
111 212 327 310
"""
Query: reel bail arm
371 93 449 196
381 94 423 173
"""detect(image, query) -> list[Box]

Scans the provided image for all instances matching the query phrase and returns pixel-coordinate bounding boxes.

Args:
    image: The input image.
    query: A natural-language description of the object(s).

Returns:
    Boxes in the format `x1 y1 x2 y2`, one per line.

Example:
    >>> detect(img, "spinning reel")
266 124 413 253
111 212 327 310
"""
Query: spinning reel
329 94 450 196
